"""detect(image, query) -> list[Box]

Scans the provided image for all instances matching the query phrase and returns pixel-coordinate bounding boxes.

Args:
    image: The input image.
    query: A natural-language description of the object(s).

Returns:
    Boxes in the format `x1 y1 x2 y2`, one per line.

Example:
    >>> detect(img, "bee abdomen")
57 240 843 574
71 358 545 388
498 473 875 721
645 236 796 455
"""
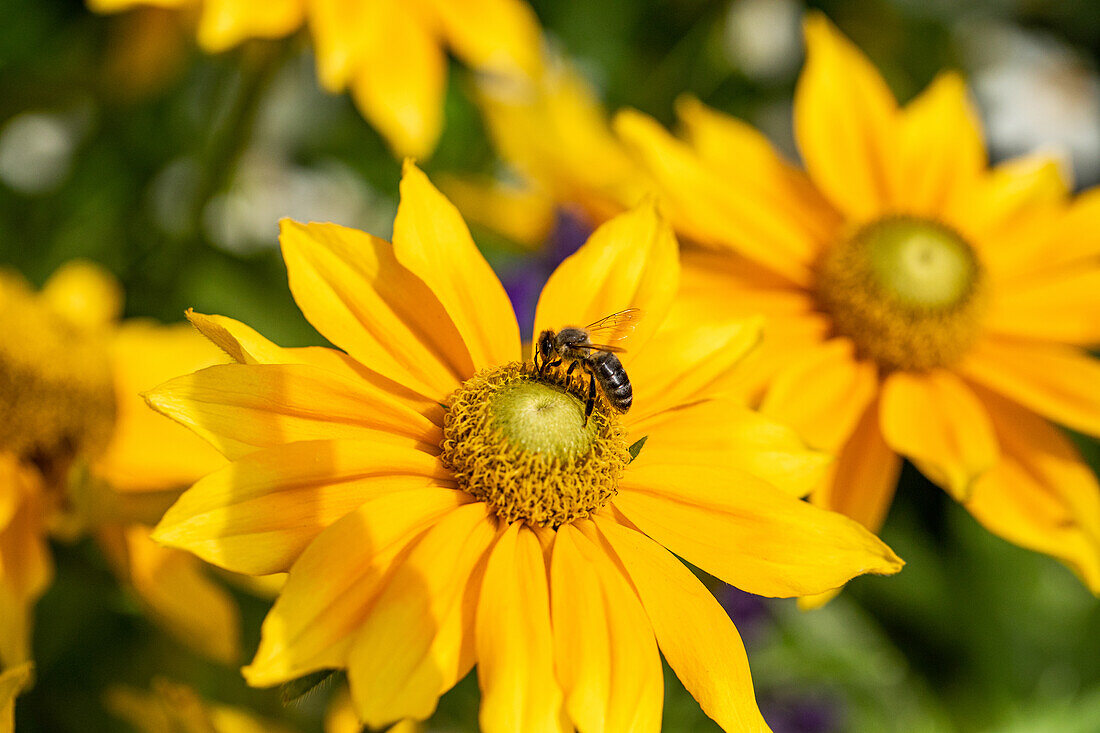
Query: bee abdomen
593 352 633 412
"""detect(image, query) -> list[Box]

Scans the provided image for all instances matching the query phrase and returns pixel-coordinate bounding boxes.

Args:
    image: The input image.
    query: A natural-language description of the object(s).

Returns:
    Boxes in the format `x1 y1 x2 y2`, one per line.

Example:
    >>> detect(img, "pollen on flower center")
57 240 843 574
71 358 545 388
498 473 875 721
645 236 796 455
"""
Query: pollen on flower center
815 216 986 371
440 362 630 527
0 275 116 469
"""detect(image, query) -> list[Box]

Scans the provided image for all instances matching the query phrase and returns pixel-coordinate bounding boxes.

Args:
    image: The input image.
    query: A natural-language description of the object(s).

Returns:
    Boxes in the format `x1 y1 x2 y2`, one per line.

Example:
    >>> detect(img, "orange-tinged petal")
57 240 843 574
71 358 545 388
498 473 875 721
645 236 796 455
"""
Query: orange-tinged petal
393 162 522 370
625 401 830 497
0 458 51 669
949 154 1070 240
793 13 898 222
96 321 228 492
879 369 998 501
0 662 32 733
244 489 470 685
196 0 304 52
348 5 445 158
145 363 439 459
614 109 816 287
615 461 902 597
534 201 678 361
966 387 1100 590
424 0 542 78
348 503 495 727
551 522 662 733
593 517 770 733
153 439 451 575
958 337 1100 439
476 523 568 733
279 219 473 401
760 338 878 453
117 525 240 664
985 267 1100 346
893 72 985 217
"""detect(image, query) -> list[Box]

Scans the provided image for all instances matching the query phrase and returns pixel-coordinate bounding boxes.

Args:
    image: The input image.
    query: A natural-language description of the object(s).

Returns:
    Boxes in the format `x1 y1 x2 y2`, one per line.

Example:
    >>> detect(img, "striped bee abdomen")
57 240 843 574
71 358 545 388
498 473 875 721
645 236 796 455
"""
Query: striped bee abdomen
592 352 633 412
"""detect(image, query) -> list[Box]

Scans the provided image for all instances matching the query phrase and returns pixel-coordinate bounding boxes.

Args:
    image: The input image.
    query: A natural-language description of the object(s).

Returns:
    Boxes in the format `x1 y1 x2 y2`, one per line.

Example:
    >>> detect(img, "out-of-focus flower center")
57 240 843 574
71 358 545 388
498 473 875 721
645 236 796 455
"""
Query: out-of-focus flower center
815 216 986 371
0 274 116 473
440 362 629 527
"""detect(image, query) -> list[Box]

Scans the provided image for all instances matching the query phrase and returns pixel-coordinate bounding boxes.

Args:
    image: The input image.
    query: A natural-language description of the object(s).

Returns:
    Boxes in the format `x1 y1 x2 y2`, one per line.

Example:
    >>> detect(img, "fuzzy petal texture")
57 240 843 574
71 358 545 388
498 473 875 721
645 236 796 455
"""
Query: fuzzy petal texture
424 0 542 77
347 503 495 728
594 517 771 733
476 522 568 733
197 0 304 52
880 369 998 501
244 488 470 686
614 460 903 597
153 439 451 575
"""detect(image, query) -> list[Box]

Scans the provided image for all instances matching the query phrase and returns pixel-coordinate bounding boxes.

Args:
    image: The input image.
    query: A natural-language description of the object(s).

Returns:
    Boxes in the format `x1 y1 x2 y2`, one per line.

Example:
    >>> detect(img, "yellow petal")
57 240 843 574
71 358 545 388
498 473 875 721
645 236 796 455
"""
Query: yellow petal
614 108 817 287
893 72 986 217
244 489 470 686
145 363 438 459
985 267 1100 346
958 337 1100 439
348 9 445 158
424 0 542 78
678 247 820 321
760 338 879 453
41 260 123 330
793 13 898 222
87 0 190 12
0 458 52 668
593 517 771 733
0 663 33 733
279 219 474 401
626 316 763 422
949 154 1070 239
533 202 679 361
476 523 568 733
551 523 662 733
347 503 495 727
437 175 556 247
153 439 451 575
95 321 228 492
196 0 304 52
392 162 522 370
615 460 903 597
625 400 831 497
308 0 370 91
879 370 998 501
966 387 1100 590
118 525 240 664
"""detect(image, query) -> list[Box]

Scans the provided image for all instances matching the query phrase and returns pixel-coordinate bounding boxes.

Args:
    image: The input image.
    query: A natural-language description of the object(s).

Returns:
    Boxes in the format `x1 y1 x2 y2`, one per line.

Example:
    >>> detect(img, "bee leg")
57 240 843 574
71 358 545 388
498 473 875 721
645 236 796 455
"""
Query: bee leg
565 359 582 389
583 370 597 426
542 357 562 377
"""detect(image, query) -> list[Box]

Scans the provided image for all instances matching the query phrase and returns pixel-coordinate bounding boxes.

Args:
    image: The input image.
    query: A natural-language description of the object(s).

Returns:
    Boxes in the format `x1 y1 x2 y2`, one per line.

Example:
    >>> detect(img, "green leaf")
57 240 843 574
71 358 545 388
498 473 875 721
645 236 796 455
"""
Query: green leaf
628 435 648 463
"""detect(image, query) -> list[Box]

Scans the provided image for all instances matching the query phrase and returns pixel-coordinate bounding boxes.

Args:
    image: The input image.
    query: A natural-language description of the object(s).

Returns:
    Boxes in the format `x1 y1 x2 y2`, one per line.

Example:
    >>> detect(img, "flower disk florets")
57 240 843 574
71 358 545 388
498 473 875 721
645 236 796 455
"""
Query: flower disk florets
440 361 630 527
816 216 986 372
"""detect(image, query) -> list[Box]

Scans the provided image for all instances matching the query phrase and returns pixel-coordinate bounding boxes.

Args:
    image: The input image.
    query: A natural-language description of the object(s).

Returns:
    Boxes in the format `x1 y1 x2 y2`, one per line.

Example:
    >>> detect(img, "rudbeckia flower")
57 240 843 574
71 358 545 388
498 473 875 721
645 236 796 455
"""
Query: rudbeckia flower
146 161 902 731
0 262 237 671
614 13 1100 596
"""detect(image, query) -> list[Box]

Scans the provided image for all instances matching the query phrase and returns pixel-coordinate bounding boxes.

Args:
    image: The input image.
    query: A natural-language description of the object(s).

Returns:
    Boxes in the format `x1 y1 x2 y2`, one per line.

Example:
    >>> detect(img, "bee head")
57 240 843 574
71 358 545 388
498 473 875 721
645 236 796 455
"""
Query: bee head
536 329 557 363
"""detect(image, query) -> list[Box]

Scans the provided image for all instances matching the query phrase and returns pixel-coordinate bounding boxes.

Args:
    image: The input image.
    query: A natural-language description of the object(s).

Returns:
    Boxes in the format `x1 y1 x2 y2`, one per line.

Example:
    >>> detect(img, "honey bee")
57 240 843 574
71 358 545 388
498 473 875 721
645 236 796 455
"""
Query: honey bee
534 308 643 423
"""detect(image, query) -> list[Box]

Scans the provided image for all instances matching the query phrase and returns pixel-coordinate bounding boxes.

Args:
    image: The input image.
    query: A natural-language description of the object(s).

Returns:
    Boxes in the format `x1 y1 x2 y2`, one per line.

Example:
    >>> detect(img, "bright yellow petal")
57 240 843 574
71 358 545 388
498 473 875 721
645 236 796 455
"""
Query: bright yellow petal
347 503 495 727
0 458 51 669
615 460 903 597
625 400 830 497
678 247 820 320
593 517 771 733
949 154 1070 239
534 202 679 362
153 439 451 575
551 522 662 733
985 266 1100 346
95 321 228 492
893 72 986 217
614 108 817 287
958 337 1100 439
116 525 240 664
793 13 898 222
966 387 1100 590
40 260 123 330
879 369 998 501
279 219 474 401
424 0 542 78
760 338 879 453
437 175 557 247
244 489 470 686
196 0 304 52
145 363 439 459
0 663 33 733
392 162 522 369
348 9 445 158
476 522 568 733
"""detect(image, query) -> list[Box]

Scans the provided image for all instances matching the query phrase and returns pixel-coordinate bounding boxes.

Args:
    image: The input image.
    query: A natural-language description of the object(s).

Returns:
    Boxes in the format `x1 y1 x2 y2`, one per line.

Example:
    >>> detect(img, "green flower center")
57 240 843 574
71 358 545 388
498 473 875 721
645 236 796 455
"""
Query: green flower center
816 216 986 371
440 362 629 527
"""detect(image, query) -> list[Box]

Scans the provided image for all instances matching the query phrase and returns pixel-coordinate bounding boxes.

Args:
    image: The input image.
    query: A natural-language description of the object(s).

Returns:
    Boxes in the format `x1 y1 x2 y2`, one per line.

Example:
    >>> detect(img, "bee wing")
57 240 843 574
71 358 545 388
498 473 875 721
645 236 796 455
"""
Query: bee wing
578 342 627 353
584 308 644 348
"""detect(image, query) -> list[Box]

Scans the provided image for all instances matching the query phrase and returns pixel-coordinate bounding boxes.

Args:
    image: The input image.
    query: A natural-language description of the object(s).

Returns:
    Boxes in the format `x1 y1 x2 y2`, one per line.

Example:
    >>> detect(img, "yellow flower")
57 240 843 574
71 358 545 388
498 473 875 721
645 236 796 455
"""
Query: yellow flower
147 161 902 731
0 262 237 668
614 13 1100 597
